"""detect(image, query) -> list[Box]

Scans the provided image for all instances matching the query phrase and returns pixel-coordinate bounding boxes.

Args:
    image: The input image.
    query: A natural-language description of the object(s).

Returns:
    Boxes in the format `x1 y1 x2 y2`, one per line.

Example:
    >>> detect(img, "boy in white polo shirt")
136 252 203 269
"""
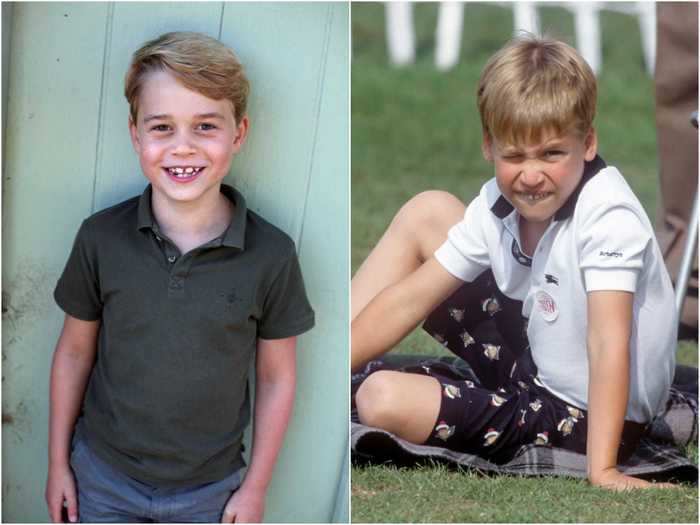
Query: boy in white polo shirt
351 35 676 490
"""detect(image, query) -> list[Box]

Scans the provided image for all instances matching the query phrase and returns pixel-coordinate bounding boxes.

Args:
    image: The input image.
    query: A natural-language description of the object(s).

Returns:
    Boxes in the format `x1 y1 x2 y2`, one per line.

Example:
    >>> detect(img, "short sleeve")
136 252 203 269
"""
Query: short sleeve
54 220 103 320
257 250 315 340
579 205 651 292
434 195 491 282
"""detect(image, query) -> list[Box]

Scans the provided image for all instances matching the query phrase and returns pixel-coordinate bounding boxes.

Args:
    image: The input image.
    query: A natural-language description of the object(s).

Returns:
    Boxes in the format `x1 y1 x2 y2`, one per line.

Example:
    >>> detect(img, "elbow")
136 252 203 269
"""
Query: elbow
257 367 296 394
53 340 96 366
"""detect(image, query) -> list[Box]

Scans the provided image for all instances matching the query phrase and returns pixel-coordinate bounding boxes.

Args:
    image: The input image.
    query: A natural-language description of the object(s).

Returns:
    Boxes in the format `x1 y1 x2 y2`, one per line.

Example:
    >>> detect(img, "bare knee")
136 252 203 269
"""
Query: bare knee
357 371 443 443
394 191 465 230
355 371 402 431
390 191 466 261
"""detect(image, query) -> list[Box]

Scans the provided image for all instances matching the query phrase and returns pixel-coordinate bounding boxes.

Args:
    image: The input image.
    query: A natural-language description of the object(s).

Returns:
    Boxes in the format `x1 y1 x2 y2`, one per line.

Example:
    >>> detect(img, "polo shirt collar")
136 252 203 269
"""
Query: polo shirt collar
136 183 248 249
489 155 607 221
220 184 247 249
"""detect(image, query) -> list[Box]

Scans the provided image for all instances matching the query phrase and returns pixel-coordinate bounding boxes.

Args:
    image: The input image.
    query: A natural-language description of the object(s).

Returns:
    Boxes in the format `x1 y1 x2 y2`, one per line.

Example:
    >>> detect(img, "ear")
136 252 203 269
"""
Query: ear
128 116 141 154
481 131 494 162
583 127 597 161
231 115 250 153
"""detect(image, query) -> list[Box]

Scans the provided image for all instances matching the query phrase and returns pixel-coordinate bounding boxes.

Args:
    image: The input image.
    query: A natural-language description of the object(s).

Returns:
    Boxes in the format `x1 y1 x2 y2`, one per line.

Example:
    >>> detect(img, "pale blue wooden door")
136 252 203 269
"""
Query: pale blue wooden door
2 3 349 522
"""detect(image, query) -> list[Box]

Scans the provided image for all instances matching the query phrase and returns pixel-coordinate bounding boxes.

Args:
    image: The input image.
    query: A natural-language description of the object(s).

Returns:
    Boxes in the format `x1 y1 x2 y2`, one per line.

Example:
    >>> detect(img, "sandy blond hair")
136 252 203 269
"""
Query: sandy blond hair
477 34 597 146
125 31 249 124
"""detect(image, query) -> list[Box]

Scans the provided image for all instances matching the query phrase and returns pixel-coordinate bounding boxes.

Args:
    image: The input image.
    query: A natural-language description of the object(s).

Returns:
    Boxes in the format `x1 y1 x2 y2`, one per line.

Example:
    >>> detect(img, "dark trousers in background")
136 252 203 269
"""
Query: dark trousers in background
655 2 699 334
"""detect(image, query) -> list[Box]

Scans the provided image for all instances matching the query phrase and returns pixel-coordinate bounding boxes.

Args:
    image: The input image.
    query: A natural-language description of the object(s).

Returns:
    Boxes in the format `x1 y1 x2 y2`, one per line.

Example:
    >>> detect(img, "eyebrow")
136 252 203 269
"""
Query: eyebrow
142 112 227 123
542 140 565 148
500 140 566 154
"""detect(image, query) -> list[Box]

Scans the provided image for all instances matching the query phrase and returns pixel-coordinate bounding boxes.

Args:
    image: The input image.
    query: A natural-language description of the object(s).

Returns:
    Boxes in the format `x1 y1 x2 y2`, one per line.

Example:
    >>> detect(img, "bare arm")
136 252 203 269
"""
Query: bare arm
351 257 464 371
46 314 100 522
221 336 297 523
586 291 673 490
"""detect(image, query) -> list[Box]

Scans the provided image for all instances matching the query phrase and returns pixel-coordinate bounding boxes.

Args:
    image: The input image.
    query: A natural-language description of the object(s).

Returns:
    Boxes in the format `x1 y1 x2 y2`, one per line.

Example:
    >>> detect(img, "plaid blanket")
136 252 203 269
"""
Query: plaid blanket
351 356 698 483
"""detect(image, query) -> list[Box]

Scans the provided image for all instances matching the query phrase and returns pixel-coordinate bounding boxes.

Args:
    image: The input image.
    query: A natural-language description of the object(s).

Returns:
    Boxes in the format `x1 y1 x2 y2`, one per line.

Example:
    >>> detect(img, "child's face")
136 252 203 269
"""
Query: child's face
482 128 597 224
128 70 248 206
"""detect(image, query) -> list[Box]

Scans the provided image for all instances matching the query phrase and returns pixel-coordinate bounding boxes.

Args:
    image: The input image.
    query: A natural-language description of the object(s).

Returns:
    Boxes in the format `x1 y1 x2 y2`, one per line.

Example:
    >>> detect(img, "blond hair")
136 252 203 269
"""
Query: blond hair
477 34 597 146
124 31 250 124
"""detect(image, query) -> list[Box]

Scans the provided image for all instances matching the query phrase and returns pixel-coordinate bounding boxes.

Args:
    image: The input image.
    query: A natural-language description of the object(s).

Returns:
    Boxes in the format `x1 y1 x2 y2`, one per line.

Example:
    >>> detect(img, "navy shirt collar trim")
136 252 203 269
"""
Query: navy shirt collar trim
489 155 607 221
136 183 247 250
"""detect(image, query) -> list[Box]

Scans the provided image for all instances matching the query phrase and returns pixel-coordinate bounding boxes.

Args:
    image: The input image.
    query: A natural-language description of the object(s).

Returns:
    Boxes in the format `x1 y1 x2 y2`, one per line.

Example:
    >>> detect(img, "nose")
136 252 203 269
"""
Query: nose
171 131 197 156
518 161 545 188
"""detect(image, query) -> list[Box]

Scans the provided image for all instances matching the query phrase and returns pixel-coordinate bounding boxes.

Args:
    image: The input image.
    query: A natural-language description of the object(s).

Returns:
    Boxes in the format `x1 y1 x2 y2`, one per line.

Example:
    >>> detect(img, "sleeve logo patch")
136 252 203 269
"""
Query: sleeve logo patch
599 250 623 258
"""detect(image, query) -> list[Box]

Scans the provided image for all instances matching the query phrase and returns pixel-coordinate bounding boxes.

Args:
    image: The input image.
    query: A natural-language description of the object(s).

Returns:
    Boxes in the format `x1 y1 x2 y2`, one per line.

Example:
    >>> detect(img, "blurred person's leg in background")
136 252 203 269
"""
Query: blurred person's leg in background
655 2 698 338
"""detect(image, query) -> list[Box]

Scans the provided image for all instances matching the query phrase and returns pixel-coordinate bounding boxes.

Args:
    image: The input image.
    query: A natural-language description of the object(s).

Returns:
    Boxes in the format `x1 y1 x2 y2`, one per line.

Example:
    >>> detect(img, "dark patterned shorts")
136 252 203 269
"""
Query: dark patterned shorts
418 271 644 463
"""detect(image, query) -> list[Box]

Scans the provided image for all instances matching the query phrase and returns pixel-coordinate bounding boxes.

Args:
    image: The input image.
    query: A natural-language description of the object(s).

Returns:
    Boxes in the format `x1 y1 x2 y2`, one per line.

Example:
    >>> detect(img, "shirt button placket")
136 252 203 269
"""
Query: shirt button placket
166 251 185 297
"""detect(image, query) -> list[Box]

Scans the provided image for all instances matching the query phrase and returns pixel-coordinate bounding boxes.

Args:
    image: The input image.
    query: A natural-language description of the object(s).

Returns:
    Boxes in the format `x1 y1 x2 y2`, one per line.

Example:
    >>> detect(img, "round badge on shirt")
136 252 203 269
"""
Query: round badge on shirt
535 290 558 322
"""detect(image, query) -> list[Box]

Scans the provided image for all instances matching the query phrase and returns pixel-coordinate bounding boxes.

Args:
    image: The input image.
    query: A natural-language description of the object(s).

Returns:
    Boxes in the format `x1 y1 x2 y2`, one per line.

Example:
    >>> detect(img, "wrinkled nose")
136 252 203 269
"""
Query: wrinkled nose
519 163 545 188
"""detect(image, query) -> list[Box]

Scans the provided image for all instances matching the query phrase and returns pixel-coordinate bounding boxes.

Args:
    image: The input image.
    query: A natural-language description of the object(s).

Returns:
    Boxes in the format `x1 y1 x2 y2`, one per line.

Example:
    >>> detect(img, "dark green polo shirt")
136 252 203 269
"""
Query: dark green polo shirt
54 184 315 487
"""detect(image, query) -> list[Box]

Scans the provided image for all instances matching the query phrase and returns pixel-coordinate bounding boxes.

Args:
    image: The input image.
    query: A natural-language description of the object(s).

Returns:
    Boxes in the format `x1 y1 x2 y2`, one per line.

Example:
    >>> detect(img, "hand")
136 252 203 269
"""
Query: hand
589 468 677 491
221 485 266 523
45 463 78 523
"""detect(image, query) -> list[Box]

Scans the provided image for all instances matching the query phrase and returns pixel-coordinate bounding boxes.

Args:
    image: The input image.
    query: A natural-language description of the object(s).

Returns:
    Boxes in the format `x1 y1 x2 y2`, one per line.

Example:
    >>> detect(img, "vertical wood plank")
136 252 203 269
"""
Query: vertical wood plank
1 2 13 158
1 3 109 522
261 3 350 523
219 3 332 244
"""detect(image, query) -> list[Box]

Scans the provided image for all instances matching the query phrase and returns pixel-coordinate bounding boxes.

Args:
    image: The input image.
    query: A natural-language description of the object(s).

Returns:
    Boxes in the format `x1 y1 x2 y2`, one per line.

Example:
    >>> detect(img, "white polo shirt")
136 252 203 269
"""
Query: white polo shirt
435 157 676 423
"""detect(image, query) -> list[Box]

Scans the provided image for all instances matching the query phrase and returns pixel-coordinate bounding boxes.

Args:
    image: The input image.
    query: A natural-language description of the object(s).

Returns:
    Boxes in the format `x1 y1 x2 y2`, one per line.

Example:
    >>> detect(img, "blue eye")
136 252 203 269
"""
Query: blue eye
198 123 217 131
150 124 170 132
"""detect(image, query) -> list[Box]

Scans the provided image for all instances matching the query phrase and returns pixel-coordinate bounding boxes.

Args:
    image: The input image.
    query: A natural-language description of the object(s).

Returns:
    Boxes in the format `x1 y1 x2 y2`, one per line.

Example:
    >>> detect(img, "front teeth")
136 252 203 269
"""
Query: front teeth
522 193 548 202
167 167 203 178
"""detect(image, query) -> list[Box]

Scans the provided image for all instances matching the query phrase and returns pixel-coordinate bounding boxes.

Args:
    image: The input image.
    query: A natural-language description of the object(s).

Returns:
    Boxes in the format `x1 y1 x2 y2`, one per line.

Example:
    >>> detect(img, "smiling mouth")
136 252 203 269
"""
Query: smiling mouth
164 166 205 180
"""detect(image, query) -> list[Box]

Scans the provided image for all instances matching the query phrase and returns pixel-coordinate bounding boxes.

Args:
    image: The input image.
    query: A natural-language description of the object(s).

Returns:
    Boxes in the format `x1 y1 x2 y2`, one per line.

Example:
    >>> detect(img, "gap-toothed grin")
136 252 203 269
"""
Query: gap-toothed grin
517 192 551 202
165 166 204 178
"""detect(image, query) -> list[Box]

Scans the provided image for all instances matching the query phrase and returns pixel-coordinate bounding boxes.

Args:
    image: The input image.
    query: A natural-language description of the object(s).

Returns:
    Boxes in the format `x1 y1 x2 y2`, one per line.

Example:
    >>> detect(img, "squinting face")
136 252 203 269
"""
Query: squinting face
482 129 597 224
129 69 248 206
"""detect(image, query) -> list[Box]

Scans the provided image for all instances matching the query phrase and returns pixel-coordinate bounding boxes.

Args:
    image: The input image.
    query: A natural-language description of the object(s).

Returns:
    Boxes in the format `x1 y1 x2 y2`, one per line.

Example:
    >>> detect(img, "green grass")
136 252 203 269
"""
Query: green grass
352 463 699 523
352 3 698 522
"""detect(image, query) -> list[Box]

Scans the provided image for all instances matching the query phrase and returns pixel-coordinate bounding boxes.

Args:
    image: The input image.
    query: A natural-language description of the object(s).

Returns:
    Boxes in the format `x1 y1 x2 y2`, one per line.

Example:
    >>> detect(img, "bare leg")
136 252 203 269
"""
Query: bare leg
351 191 466 320
355 370 442 443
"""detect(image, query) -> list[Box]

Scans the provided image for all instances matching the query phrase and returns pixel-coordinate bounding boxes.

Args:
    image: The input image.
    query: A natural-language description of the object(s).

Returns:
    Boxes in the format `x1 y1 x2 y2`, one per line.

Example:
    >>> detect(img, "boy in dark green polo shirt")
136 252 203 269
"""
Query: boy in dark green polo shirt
45 32 314 523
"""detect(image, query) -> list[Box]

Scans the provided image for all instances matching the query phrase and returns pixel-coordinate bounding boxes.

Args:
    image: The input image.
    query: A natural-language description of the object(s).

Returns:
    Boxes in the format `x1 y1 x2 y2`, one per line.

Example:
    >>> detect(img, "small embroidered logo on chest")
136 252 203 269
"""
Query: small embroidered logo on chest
220 291 241 305
544 274 559 285
599 250 623 258
535 290 558 322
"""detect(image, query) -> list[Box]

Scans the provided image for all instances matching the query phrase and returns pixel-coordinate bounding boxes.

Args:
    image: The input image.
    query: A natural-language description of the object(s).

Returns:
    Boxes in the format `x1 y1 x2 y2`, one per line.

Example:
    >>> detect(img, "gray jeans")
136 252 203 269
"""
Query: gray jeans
69 436 242 523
